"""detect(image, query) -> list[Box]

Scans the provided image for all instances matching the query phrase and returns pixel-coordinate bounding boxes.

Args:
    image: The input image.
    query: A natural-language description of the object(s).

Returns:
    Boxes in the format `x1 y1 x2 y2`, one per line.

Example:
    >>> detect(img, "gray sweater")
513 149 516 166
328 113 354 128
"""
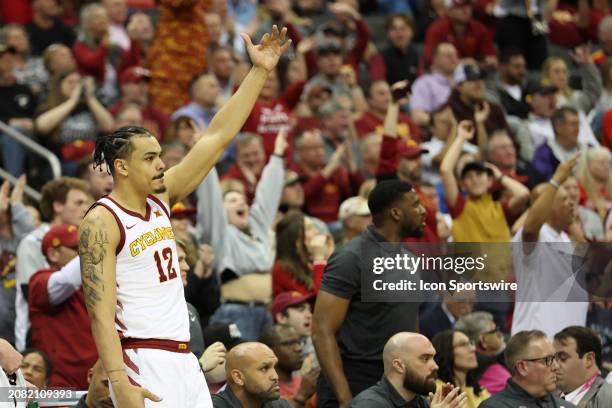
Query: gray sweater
0 203 37 344
196 156 284 281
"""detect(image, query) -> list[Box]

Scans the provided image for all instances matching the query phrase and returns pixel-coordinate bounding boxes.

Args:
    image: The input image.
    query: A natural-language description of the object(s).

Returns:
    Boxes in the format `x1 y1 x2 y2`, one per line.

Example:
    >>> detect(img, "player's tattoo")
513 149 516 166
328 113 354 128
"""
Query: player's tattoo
79 216 109 319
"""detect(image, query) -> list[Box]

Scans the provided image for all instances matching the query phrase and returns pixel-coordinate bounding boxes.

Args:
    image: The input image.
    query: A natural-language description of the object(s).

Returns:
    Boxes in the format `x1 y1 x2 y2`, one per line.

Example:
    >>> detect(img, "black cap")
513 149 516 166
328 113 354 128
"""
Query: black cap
453 64 487 84
315 39 343 55
525 79 558 96
321 21 347 37
460 161 493 179
203 323 245 350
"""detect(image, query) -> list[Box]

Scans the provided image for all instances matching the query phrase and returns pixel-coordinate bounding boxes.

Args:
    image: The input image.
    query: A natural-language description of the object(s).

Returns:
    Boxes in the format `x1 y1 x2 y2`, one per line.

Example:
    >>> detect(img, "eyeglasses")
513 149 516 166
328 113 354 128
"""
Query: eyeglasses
275 339 306 348
453 339 476 348
521 354 559 367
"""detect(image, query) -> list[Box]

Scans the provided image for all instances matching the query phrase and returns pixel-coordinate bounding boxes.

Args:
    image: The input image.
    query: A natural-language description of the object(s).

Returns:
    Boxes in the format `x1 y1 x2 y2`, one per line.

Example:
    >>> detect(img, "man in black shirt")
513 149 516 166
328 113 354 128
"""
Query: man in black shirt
0 43 35 176
26 0 75 56
350 332 467 408
212 342 291 408
312 180 426 408
480 330 577 408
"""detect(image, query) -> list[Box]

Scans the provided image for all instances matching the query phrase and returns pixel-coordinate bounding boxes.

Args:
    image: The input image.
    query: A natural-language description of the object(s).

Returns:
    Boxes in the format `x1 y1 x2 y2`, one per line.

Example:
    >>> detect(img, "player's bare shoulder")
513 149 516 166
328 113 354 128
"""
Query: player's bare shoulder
79 205 121 249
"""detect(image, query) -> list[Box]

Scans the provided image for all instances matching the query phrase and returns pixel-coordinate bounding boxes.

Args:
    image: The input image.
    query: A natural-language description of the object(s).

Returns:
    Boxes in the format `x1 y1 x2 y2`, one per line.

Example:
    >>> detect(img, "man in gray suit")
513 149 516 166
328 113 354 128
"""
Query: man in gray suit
554 326 612 408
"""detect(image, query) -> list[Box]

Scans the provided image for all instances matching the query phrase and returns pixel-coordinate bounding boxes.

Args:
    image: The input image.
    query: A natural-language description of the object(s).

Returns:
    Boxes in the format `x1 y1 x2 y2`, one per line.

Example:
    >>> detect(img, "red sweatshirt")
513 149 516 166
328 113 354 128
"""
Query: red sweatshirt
243 81 305 159
73 39 141 83
29 268 97 389
293 163 364 223
271 261 327 297
354 110 421 142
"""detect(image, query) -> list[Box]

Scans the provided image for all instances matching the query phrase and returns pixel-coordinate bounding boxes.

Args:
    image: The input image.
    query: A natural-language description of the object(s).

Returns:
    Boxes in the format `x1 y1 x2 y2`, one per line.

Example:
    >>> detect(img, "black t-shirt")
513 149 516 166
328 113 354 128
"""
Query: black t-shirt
0 83 36 123
26 19 75 56
320 225 420 364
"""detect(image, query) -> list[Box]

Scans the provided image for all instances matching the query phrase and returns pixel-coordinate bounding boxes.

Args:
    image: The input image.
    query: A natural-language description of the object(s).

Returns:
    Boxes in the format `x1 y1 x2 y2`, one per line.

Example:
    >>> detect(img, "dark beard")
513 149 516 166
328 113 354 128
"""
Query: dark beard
403 369 436 395
401 222 424 239
153 186 167 194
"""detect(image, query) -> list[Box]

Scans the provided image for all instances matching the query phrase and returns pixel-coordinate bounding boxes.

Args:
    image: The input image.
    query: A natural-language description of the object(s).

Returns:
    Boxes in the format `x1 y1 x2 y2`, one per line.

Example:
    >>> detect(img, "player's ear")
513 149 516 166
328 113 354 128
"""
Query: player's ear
114 158 129 177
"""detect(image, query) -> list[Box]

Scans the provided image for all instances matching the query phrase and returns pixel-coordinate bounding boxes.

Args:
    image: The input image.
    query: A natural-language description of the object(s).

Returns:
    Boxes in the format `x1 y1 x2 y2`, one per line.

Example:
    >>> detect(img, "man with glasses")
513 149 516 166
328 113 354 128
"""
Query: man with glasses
553 326 612 407
480 330 577 407
455 311 510 394
259 324 318 407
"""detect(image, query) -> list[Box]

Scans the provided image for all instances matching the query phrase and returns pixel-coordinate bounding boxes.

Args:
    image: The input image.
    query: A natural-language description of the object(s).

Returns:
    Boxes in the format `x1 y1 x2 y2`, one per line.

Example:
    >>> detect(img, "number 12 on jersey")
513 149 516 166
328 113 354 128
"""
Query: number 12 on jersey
154 247 178 282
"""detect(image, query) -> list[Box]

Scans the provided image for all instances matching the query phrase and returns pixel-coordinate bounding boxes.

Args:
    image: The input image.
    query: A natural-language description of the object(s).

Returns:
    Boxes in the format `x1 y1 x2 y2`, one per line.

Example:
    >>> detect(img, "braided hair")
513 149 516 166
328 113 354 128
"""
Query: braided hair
94 126 154 175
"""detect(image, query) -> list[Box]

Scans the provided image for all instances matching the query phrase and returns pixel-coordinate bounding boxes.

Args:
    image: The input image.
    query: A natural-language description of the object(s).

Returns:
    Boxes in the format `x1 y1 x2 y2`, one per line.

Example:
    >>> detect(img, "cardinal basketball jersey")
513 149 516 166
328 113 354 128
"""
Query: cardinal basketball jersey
93 195 190 342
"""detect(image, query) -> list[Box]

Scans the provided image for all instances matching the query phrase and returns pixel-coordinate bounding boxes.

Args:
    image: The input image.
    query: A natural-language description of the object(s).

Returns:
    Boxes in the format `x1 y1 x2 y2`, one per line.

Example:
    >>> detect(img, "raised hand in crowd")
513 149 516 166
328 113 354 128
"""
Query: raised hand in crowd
274 127 289 157
474 102 490 126
570 44 593 65
199 341 226 373
292 354 320 407
328 1 360 20
193 244 215 280
390 80 411 106
306 233 334 262
0 338 23 374
322 143 347 179
10 175 26 207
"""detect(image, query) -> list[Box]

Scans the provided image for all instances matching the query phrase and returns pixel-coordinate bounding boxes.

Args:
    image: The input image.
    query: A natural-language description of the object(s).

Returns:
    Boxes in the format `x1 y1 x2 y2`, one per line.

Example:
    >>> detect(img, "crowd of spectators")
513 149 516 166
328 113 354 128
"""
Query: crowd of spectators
1 0 612 407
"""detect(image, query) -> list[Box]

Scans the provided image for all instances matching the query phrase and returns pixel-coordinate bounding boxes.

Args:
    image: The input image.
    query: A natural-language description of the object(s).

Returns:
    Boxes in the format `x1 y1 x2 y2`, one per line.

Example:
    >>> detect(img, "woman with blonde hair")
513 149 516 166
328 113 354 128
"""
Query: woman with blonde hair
541 50 602 147
576 147 612 220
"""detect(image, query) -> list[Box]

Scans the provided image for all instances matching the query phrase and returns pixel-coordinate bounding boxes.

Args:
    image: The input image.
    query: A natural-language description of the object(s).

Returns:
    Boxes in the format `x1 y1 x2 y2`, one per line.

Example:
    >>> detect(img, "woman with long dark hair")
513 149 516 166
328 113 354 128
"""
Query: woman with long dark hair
431 329 490 408
272 211 333 296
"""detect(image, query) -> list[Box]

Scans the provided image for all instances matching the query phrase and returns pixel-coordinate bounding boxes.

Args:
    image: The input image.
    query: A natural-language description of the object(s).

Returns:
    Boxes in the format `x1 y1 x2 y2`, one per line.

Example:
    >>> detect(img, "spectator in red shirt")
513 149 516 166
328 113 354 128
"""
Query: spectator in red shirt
424 0 497 68
273 211 333 296
242 68 304 159
109 66 169 140
355 80 421 142
126 11 155 63
73 3 139 102
221 133 267 205
293 130 364 223
28 224 98 389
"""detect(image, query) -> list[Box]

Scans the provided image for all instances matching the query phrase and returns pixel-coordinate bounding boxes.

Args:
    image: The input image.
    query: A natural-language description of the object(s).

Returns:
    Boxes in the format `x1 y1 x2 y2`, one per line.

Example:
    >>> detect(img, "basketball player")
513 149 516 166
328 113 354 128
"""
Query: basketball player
78 27 290 408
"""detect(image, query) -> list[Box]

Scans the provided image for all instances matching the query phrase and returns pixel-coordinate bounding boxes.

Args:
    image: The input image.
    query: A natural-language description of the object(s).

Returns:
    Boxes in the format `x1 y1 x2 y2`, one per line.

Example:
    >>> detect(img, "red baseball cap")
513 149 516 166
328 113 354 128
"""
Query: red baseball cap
270 291 315 320
170 201 197 219
398 139 429 159
42 224 79 254
119 66 151 85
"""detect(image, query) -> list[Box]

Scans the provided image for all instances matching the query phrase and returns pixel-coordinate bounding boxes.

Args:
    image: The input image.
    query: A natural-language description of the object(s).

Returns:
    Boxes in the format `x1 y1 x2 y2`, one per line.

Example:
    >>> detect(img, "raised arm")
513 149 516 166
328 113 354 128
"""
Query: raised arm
163 26 291 204
83 77 114 133
248 128 287 235
79 206 159 407
440 121 474 208
522 155 578 246
485 163 530 214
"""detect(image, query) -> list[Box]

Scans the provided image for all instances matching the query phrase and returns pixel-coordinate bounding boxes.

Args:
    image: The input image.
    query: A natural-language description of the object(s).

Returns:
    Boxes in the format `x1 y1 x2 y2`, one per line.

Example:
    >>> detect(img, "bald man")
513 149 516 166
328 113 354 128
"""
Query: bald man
349 333 467 407
212 342 291 408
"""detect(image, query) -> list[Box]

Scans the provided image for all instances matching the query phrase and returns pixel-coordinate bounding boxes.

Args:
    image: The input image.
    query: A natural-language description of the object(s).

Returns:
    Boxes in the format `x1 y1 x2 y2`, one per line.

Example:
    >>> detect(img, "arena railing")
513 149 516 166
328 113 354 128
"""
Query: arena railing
0 120 62 202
